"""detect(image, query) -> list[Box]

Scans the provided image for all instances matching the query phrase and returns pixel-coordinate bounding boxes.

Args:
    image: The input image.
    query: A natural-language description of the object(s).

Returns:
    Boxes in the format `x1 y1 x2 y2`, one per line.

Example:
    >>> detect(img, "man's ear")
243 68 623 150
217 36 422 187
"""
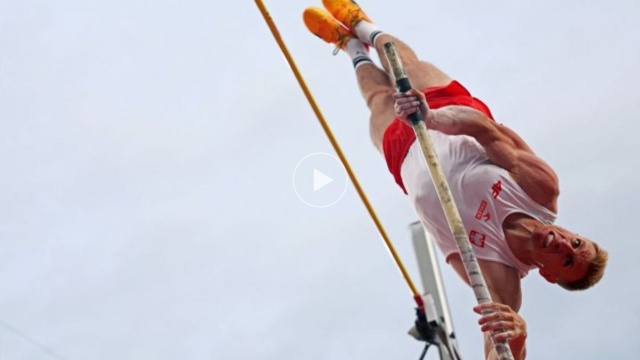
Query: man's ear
539 268 558 284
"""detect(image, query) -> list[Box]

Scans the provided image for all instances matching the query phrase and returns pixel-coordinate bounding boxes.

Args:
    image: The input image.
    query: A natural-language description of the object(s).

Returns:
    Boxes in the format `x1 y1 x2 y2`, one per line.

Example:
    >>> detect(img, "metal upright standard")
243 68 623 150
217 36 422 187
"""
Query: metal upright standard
382 42 515 360
410 222 462 360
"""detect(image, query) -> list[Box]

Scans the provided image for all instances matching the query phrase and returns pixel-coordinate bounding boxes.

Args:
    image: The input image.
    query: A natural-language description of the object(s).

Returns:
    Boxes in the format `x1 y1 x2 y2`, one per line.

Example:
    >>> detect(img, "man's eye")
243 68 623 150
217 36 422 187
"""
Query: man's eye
564 256 573 267
572 239 581 249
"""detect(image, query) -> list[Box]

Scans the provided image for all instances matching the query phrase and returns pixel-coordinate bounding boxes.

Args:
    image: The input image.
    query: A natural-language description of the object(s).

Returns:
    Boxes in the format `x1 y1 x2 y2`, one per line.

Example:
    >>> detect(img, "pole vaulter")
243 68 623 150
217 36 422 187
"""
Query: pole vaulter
256 1 609 359
383 42 514 359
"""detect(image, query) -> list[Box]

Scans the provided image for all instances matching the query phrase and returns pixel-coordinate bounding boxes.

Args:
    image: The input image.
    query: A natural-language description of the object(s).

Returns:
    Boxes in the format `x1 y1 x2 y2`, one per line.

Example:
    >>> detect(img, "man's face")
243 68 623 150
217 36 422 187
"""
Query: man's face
530 224 597 284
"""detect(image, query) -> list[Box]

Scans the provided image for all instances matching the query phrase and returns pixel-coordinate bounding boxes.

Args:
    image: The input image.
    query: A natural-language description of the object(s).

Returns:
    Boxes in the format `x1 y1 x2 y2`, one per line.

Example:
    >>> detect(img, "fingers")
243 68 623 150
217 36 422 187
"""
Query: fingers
395 99 421 111
393 90 424 121
392 88 422 99
473 303 527 342
393 89 425 103
473 302 512 314
393 93 420 105
478 310 515 325
474 303 518 326
492 330 517 343
394 97 420 120
480 319 516 333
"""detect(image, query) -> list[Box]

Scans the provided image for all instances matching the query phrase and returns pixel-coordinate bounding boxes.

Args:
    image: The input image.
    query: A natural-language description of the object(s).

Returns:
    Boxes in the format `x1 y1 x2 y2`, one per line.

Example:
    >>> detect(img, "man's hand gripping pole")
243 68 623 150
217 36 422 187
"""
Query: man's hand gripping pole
383 42 516 360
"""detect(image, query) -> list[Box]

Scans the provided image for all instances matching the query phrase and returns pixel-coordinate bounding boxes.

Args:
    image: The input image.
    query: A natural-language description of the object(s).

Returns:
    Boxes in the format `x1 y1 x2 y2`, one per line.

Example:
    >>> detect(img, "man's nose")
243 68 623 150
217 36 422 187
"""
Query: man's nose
559 238 573 252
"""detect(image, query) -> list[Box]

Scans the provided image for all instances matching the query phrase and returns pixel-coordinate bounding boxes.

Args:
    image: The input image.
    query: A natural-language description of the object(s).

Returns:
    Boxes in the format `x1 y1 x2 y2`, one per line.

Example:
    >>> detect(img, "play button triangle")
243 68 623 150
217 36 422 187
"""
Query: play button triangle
313 169 334 192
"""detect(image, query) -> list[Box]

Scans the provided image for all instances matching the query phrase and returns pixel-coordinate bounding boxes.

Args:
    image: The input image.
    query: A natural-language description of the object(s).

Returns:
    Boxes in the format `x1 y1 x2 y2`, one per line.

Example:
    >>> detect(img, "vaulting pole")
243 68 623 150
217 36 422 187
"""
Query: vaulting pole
383 42 515 360
254 0 420 298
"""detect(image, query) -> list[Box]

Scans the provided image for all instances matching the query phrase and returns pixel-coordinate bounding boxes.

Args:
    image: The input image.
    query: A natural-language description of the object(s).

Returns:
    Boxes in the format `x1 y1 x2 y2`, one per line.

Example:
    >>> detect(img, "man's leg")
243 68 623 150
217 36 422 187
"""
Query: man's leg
371 34 452 91
355 61 396 151
324 0 452 91
303 7 396 151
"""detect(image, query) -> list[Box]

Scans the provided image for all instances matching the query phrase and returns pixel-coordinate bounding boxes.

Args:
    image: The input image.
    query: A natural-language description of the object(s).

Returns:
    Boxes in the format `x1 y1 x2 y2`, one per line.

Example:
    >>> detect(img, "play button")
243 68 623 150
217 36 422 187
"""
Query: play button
293 152 348 208
313 169 333 192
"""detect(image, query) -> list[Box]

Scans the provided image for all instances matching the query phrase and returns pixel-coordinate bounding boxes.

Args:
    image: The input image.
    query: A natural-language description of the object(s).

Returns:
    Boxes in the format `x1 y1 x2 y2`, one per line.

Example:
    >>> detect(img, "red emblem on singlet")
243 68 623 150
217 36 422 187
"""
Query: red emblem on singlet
469 230 486 248
491 180 502 199
474 200 491 221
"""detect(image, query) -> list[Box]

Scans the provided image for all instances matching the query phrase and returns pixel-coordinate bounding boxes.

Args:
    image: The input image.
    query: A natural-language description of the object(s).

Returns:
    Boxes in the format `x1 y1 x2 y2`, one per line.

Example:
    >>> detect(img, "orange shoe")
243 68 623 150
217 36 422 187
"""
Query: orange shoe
322 0 373 29
303 7 354 50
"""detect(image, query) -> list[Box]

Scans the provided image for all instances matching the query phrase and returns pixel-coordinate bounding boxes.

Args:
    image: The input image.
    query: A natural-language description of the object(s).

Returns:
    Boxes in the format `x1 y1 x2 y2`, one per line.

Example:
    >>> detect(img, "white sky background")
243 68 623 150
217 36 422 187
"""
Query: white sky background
1 0 639 359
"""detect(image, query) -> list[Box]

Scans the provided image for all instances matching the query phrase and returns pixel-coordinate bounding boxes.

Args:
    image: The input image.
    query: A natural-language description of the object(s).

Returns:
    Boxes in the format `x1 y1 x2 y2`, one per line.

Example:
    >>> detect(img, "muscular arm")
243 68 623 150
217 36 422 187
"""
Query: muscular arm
428 106 526 170
449 257 528 360
428 105 560 209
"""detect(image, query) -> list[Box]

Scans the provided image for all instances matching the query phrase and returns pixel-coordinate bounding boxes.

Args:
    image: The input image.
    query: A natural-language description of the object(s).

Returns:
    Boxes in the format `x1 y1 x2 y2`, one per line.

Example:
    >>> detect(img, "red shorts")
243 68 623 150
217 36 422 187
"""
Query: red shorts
382 81 494 194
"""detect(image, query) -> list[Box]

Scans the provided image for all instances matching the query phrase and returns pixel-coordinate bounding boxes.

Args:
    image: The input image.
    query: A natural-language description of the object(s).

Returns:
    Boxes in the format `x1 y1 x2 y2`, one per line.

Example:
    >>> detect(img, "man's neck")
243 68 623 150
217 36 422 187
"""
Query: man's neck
503 213 542 266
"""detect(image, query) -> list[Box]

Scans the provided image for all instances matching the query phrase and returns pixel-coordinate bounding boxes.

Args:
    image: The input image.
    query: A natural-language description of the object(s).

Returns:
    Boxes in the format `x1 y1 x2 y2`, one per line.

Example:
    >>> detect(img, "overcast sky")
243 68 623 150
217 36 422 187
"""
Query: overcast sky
1 1 639 359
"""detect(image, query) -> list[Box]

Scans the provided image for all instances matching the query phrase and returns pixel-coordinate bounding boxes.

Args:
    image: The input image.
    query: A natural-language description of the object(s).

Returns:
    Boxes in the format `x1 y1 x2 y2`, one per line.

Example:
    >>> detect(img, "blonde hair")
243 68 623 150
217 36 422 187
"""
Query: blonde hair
558 242 608 291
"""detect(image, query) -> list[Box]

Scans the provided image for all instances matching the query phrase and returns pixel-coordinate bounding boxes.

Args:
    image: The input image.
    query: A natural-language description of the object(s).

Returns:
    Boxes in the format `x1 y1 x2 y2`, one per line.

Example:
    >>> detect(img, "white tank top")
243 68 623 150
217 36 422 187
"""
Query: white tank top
400 131 557 277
